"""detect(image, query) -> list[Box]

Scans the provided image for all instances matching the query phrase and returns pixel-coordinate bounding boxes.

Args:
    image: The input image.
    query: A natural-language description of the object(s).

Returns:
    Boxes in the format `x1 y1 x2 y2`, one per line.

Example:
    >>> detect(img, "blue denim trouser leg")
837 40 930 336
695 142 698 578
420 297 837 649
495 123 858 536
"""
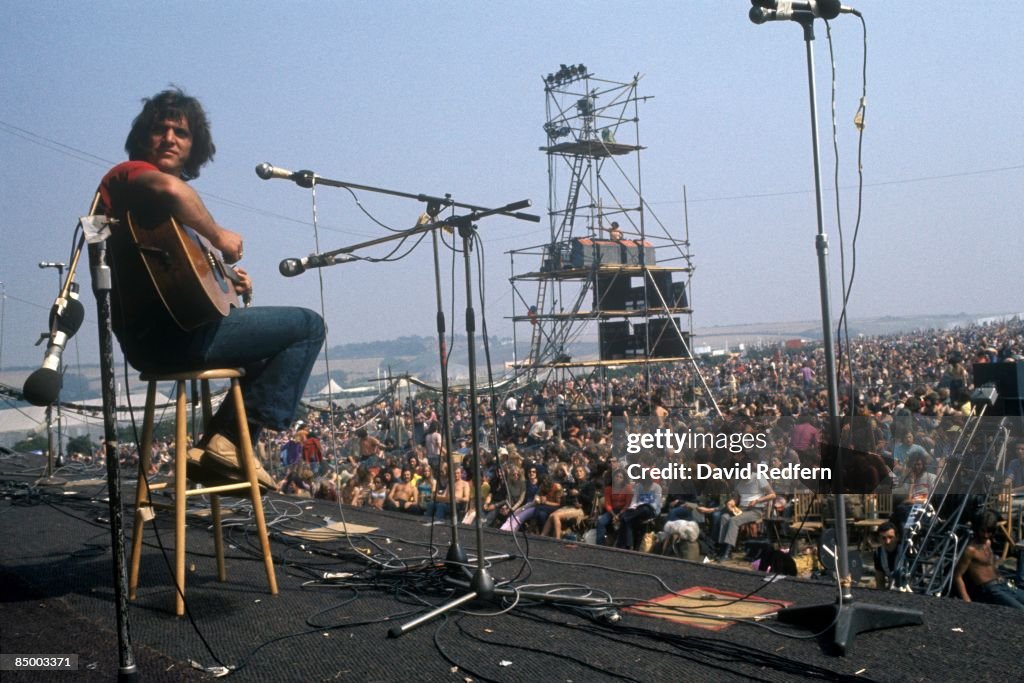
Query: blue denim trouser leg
125 306 325 433
596 512 613 545
979 582 1024 610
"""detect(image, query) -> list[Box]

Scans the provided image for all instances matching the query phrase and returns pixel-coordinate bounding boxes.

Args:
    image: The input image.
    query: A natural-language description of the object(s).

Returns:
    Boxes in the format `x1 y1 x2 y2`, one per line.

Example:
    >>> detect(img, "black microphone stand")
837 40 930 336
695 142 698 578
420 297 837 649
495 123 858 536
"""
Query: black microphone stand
35 261 72 487
271 170 538 575
424 202 467 570
389 212 616 637
270 170 615 633
69 203 138 681
754 11 922 654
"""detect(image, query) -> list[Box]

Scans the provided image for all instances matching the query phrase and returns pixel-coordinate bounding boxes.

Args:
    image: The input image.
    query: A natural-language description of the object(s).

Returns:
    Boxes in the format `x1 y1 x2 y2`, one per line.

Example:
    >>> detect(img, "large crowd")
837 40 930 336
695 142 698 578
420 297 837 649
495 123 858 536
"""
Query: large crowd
76 318 1024 602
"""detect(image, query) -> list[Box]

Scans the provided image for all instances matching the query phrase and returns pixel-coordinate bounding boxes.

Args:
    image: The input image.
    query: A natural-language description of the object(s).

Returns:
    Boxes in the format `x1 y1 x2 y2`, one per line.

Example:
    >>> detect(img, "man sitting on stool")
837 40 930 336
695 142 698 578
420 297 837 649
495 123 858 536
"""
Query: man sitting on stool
716 453 775 561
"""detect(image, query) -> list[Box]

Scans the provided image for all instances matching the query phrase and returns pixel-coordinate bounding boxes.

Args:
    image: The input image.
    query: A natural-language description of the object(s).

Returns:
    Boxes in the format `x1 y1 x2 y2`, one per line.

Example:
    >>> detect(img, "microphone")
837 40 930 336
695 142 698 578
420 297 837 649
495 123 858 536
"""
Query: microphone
279 253 355 277
255 162 316 188
749 0 854 23
23 287 85 406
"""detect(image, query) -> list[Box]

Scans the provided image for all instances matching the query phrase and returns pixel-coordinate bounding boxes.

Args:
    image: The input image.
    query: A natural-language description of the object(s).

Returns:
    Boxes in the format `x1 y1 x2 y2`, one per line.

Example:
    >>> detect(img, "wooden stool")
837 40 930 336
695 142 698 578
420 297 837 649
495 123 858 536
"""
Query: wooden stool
128 368 277 616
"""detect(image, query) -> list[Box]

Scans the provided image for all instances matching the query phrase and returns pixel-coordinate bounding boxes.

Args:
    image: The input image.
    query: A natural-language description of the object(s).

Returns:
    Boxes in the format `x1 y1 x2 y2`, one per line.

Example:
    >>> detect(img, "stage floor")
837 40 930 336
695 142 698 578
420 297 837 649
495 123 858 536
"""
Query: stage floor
1 455 1021 682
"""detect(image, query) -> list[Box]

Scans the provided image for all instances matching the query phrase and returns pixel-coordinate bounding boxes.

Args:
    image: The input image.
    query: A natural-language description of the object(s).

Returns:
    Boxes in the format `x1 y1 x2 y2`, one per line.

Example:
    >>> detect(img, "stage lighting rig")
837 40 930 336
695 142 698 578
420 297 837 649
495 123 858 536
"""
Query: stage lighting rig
542 121 572 140
543 63 589 88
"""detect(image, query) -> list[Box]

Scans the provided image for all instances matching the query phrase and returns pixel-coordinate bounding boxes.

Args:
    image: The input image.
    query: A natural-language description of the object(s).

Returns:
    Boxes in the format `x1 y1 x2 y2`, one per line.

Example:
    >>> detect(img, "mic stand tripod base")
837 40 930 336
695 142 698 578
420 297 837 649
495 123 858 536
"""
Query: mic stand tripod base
388 569 617 639
387 567 496 639
776 598 922 656
444 543 469 576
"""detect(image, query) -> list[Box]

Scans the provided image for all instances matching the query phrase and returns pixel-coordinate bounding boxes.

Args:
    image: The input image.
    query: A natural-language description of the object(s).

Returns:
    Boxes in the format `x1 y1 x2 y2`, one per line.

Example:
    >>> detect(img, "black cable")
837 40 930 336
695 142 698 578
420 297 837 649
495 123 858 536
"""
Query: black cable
452 613 642 682
431 615 499 683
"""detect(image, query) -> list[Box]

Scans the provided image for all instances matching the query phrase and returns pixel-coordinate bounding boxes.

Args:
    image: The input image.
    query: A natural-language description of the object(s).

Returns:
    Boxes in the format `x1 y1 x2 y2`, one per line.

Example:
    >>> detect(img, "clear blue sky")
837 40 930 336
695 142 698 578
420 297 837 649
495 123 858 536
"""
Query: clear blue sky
1 2 1021 372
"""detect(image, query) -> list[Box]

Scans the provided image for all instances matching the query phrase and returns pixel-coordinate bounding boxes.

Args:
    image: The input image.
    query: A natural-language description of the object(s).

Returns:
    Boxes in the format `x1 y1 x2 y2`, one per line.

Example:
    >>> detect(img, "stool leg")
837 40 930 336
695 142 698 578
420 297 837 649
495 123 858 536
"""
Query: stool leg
199 380 227 582
174 380 188 616
211 494 226 581
231 379 278 596
129 381 159 600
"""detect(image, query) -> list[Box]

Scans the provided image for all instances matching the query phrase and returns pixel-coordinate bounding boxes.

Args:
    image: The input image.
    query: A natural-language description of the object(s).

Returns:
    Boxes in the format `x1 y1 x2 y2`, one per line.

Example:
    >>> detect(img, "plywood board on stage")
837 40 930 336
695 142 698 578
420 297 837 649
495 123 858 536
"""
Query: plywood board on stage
281 520 378 542
626 586 791 631
65 478 109 487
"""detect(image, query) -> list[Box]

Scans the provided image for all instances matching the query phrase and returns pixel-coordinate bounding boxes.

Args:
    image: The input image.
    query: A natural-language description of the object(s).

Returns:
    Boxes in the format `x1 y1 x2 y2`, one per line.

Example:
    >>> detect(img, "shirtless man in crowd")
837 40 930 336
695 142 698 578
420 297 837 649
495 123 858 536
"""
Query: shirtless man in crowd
953 511 1024 610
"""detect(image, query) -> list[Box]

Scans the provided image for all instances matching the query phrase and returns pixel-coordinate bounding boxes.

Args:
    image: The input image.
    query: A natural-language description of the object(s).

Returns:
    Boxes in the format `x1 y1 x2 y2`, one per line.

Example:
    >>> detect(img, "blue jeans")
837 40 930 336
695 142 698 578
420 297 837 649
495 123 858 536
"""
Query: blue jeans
617 504 656 549
122 305 324 433
595 511 617 545
977 581 1024 610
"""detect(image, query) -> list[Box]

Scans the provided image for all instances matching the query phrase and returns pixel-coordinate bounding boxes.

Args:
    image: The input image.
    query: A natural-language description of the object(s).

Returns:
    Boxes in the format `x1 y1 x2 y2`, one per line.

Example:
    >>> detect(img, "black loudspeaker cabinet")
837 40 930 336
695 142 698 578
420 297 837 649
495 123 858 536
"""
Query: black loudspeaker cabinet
972 363 1024 416
593 274 631 311
634 318 689 358
647 272 688 309
599 321 632 360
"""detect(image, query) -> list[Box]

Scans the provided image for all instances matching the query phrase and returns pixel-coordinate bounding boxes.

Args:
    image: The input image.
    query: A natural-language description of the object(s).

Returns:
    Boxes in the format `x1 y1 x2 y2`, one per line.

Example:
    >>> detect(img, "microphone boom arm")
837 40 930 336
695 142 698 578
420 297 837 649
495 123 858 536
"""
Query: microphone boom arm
280 199 534 276
257 162 541 224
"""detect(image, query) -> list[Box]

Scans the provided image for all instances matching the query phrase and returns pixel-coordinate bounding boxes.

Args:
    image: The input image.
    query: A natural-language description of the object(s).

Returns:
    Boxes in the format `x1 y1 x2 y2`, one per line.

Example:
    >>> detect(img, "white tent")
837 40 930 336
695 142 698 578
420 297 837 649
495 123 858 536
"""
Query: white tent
317 379 344 395
0 390 173 448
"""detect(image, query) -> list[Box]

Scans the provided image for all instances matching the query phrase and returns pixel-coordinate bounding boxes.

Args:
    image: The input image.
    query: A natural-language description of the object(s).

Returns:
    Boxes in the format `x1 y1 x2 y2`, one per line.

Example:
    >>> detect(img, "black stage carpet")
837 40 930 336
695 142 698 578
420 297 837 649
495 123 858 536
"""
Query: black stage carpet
2 458 1022 682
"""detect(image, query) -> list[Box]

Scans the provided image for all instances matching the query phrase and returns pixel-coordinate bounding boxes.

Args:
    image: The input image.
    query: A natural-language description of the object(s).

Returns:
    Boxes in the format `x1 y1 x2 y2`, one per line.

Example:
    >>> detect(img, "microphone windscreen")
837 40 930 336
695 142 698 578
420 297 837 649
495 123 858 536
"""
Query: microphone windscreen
255 163 273 179
817 0 843 19
749 6 769 24
48 297 86 336
23 368 62 406
59 297 86 335
279 259 305 278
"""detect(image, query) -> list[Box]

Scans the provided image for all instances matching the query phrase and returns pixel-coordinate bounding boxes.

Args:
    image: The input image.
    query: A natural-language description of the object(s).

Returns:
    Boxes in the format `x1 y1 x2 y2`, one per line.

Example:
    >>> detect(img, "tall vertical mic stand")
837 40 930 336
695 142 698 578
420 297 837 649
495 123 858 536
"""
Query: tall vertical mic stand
389 213 615 637
424 202 467 570
759 13 922 654
84 210 139 680
268 171 613 635
275 169 538 573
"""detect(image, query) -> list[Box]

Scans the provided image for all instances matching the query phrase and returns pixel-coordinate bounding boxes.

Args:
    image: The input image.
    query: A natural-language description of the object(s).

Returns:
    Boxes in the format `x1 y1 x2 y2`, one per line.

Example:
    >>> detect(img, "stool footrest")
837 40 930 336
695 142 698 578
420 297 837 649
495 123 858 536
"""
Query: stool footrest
184 482 254 496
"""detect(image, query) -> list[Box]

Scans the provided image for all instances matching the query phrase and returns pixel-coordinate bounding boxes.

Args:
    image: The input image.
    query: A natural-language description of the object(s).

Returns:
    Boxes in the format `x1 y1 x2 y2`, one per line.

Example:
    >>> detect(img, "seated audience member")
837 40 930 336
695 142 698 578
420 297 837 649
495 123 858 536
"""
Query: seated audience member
873 522 900 590
715 457 775 561
415 465 436 516
616 475 663 550
891 452 938 529
501 474 563 532
954 511 1024 610
595 469 633 545
384 468 421 514
541 464 596 538
367 476 388 510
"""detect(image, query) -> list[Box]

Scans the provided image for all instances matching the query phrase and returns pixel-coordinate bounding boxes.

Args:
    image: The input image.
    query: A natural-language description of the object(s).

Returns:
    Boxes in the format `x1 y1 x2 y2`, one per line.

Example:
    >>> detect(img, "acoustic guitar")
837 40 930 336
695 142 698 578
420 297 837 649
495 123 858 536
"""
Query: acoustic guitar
124 210 249 331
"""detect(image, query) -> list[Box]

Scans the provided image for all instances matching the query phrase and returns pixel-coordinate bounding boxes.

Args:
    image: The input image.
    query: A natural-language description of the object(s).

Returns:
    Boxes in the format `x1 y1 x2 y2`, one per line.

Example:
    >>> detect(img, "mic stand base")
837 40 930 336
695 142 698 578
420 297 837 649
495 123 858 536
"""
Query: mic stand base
34 475 68 487
776 599 922 656
444 543 469 576
388 568 615 639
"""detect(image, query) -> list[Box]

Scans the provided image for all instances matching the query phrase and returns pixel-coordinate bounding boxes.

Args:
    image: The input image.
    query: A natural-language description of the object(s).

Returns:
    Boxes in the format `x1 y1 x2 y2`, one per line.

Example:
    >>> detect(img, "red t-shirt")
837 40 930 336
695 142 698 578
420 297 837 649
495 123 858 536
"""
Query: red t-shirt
95 161 172 339
98 160 160 218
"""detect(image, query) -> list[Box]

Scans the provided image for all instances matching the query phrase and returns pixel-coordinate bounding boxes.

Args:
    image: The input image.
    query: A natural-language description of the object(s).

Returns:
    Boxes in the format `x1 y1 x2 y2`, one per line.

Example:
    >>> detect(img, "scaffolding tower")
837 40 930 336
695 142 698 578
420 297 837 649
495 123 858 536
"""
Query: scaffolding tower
508 66 710 408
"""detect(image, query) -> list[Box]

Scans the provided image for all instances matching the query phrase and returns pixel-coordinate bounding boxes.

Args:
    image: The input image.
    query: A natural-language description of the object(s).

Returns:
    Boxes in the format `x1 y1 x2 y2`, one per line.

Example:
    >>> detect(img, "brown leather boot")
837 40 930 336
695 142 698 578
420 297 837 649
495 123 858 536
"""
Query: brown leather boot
198 434 277 492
